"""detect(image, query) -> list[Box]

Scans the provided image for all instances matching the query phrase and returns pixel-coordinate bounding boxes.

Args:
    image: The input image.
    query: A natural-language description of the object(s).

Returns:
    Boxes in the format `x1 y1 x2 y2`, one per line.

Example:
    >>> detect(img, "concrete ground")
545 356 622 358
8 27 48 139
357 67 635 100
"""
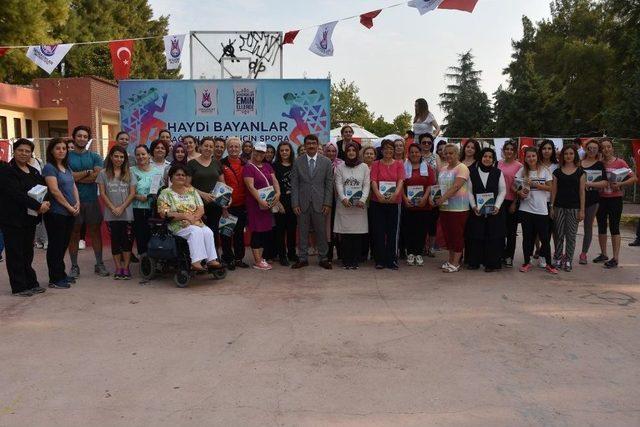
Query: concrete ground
1 226 639 427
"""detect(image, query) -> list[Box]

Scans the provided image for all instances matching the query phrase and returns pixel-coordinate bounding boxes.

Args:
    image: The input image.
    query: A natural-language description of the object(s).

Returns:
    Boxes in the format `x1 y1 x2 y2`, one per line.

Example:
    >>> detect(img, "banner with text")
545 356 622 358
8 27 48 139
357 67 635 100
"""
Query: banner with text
119 79 330 155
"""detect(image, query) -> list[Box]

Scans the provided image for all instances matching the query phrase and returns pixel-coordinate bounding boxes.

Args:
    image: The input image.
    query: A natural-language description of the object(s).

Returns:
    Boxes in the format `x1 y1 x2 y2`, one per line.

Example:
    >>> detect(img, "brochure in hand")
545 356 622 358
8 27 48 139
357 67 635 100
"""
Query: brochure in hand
379 181 397 199
344 184 363 205
607 168 632 183
218 214 239 237
407 185 424 206
27 184 48 216
429 185 448 206
257 186 276 209
585 170 602 183
149 173 163 196
211 181 234 207
514 177 530 192
476 192 495 216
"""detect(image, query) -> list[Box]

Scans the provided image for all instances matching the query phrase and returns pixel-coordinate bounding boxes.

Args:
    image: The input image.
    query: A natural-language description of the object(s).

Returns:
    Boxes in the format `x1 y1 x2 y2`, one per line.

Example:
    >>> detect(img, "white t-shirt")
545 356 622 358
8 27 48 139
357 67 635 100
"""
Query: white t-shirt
516 167 552 216
413 112 436 137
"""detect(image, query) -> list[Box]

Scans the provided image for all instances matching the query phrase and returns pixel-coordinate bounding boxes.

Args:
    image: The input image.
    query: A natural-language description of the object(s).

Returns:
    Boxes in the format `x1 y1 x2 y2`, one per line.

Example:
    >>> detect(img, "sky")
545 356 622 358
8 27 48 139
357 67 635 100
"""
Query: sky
149 0 552 125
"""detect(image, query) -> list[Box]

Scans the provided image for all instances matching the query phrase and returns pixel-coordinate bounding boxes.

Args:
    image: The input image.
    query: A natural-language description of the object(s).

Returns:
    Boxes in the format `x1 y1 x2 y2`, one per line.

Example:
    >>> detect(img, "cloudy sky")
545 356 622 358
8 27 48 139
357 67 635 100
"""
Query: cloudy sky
149 0 552 124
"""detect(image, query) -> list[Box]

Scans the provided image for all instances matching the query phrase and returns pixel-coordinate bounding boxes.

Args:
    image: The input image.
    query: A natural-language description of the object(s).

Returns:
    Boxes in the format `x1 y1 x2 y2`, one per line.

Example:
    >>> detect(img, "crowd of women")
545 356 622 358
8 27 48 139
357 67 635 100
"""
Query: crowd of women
0 100 638 296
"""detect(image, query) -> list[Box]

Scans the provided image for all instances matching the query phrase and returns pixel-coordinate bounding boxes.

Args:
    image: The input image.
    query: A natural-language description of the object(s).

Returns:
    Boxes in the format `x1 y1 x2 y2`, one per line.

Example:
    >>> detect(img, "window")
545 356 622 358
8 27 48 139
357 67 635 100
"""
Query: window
26 119 33 138
13 118 22 138
0 116 7 139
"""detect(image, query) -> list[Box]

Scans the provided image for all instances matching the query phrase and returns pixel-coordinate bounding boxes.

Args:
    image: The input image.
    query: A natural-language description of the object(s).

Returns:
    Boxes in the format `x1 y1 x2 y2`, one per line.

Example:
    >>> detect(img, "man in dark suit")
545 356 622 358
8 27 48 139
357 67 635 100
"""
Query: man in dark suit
290 134 334 269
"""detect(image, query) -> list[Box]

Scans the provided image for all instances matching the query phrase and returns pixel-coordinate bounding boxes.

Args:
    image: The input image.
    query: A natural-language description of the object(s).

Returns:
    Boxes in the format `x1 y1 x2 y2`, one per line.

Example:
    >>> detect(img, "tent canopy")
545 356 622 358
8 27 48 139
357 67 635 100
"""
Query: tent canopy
329 123 378 144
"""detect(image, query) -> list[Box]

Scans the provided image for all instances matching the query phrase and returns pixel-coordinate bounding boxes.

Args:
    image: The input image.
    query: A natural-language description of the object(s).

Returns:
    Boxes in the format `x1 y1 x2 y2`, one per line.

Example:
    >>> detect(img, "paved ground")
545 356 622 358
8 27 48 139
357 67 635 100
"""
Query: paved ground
1 226 639 427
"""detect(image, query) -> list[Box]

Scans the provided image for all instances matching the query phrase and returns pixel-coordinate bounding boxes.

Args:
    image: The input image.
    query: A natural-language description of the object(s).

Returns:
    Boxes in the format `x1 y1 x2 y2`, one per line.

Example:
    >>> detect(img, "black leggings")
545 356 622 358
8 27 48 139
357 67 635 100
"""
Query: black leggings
402 208 428 255
274 204 297 260
133 208 152 255
520 211 551 265
250 230 272 250
221 206 247 263
502 199 518 260
44 213 74 283
371 201 400 266
108 221 133 255
596 197 623 235
341 234 363 267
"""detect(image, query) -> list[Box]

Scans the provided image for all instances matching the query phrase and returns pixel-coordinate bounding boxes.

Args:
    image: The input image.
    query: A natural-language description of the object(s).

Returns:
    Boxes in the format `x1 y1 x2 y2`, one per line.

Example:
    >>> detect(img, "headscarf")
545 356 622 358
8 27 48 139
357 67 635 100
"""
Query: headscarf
478 147 497 173
325 141 344 170
171 143 187 167
343 141 361 168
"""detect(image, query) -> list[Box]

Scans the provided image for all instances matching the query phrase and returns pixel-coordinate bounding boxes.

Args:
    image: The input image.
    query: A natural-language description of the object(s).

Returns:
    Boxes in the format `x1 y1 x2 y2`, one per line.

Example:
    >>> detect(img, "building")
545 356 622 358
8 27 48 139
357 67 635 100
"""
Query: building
0 76 120 159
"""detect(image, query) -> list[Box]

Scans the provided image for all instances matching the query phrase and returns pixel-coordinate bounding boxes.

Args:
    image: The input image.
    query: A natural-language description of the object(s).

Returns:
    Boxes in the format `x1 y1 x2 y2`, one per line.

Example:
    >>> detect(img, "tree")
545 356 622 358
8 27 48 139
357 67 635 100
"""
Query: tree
392 112 412 136
330 78 373 128
0 0 70 83
368 115 396 137
439 51 493 137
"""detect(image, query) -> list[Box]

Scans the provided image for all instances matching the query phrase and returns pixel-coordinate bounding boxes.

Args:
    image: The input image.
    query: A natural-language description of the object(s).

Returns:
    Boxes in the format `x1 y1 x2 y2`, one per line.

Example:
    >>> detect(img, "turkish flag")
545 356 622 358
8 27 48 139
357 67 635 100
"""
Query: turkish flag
0 139 10 162
632 139 640 179
283 30 300 45
518 137 535 163
360 10 381 29
109 40 134 80
0 48 10 57
439 0 478 12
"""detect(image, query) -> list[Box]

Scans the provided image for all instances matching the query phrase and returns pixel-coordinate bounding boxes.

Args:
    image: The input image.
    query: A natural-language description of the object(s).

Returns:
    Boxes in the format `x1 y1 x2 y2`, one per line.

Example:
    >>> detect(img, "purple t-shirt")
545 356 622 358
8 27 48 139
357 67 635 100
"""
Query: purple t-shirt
242 162 275 232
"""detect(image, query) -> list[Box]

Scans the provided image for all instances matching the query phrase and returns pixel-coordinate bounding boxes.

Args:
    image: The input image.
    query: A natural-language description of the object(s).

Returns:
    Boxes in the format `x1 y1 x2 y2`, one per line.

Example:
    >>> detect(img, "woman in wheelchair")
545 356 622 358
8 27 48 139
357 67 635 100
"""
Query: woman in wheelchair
157 165 222 272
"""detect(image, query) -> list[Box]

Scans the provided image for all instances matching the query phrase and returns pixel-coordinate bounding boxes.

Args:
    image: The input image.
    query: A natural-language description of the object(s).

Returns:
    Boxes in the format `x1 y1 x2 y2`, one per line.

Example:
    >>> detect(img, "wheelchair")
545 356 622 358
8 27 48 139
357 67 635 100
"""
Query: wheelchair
139 191 226 288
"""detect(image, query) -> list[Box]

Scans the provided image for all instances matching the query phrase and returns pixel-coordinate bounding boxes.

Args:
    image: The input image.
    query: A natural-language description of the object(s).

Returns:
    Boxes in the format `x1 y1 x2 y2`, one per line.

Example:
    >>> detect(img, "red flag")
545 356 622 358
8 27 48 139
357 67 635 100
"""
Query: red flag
439 0 478 12
360 10 381 29
109 39 134 80
0 48 10 57
283 30 300 45
632 139 640 179
518 137 535 163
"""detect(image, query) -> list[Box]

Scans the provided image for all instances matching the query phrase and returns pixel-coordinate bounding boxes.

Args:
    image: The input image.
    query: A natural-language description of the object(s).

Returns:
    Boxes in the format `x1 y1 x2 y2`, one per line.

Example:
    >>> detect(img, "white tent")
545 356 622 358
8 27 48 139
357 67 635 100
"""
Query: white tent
329 123 378 144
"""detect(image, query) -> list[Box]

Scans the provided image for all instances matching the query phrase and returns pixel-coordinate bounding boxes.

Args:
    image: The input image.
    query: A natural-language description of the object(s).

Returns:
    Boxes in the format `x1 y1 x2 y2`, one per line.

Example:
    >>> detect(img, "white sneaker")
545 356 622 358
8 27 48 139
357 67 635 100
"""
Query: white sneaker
35 242 44 249
443 263 460 273
42 242 48 250
415 255 424 266
441 261 452 270
79 240 86 250
538 258 547 268
407 254 415 266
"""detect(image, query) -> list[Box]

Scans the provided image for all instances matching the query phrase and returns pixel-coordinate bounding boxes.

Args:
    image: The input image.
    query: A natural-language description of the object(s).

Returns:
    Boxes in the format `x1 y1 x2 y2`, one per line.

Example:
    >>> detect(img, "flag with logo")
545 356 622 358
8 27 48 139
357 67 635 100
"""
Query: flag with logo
407 0 444 15
194 83 218 116
26 44 74 74
163 34 186 70
234 83 258 116
109 40 135 80
309 21 338 57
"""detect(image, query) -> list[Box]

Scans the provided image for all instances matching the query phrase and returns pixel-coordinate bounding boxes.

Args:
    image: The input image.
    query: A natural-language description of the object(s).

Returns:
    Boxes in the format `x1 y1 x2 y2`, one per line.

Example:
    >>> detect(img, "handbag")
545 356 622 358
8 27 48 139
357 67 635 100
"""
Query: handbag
148 233 178 259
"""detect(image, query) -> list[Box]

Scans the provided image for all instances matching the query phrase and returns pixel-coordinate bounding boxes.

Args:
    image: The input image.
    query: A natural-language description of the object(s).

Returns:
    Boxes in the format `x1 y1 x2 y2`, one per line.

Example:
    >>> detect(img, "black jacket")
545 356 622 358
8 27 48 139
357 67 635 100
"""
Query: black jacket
0 160 45 228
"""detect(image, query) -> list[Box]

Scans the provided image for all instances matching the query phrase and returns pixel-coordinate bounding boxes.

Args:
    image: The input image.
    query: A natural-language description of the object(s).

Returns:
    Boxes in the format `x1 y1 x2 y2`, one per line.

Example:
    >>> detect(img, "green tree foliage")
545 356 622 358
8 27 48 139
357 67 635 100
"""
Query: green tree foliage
330 78 373 129
0 0 178 83
392 111 413 136
439 51 493 137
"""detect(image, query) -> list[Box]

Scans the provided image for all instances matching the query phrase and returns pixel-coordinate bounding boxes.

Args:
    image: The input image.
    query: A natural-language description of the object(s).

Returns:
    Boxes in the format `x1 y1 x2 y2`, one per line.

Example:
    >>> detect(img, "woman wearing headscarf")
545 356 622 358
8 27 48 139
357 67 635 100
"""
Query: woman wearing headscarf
163 142 188 185
324 141 344 262
334 141 370 269
466 147 506 272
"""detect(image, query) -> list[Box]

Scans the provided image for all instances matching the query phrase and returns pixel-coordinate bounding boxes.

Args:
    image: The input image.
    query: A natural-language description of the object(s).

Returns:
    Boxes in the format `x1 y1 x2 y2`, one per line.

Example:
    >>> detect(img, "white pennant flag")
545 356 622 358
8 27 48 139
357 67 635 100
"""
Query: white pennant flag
26 44 74 74
407 0 445 15
163 34 186 70
309 21 338 57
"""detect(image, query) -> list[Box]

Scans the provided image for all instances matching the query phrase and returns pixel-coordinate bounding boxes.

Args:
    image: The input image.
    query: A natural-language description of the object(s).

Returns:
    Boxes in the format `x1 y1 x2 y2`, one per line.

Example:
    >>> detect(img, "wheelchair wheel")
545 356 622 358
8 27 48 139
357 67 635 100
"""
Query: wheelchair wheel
211 268 226 280
174 270 190 288
140 255 156 280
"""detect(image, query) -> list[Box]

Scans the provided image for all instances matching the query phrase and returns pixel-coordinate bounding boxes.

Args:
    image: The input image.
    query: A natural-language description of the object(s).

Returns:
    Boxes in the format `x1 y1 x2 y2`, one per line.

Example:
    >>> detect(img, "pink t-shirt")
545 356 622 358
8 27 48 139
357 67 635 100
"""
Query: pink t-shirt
370 159 404 203
601 157 632 198
498 160 523 201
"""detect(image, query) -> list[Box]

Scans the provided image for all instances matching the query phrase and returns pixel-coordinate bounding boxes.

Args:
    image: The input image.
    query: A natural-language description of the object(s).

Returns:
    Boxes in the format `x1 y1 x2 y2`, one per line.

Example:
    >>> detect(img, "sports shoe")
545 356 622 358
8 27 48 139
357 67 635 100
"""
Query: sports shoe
65 275 76 284
604 258 618 269
441 261 452 270
629 239 640 247
113 269 123 280
592 254 608 263
545 265 559 274
35 242 44 249
538 258 547 268
443 263 460 273
69 265 80 278
13 289 34 297
253 260 272 270
519 263 533 273
553 257 563 269
415 255 424 266
79 240 86 250
406 254 415 266
563 260 572 272
94 264 110 277
578 253 587 265
30 286 46 294
48 279 70 289
42 242 48 250
122 269 132 280
502 257 513 268
235 260 250 268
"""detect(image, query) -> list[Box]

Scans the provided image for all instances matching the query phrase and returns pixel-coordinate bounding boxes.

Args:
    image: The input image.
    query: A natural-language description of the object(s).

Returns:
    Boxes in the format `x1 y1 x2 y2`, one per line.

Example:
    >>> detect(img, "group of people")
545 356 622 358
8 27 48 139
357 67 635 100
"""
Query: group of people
0 100 638 296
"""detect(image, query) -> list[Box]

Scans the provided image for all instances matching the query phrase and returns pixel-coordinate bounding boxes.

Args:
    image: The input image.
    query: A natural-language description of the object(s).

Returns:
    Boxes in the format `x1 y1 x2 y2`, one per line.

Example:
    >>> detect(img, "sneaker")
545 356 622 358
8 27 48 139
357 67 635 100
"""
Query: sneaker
503 257 513 268
604 258 618 269
441 261 452 269
69 265 80 278
235 260 250 268
253 260 272 270
563 260 572 272
538 258 547 268
553 257 563 269
519 263 533 273
65 275 76 284
43 242 48 250
579 253 587 265
592 254 609 263
48 279 70 289
122 269 132 280
415 255 424 266
545 265 559 274
35 242 44 249
78 240 86 250
113 269 123 280
443 263 460 273
375 264 385 269
629 239 640 247
406 254 415 266
30 286 46 294
94 264 110 277
13 289 34 297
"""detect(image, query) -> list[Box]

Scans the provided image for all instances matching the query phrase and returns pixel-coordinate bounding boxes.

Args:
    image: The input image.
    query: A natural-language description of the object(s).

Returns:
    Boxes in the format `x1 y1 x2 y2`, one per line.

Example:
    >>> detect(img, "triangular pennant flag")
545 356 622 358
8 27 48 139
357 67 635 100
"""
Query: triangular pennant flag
0 48 10 57
283 30 300 45
109 39 134 80
26 43 74 74
438 0 478 12
360 10 382 29
309 21 338 57
407 0 445 15
163 34 186 70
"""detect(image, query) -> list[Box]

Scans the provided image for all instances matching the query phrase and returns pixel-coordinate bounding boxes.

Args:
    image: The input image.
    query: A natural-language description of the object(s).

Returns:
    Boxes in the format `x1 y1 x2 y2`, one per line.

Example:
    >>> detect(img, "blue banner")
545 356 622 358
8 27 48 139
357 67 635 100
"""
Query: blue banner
119 79 330 151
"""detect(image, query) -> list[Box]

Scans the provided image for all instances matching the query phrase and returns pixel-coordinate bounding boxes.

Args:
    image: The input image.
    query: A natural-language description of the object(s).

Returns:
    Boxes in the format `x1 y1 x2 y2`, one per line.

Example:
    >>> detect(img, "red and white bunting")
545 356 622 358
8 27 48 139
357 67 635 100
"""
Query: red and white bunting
26 43 74 74
309 21 338 57
360 10 382 29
